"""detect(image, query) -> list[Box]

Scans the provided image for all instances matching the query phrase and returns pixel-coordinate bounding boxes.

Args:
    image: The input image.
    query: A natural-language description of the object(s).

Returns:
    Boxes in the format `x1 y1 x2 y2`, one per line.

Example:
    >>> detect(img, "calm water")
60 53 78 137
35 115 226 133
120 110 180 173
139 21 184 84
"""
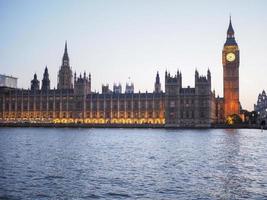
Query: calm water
0 128 267 200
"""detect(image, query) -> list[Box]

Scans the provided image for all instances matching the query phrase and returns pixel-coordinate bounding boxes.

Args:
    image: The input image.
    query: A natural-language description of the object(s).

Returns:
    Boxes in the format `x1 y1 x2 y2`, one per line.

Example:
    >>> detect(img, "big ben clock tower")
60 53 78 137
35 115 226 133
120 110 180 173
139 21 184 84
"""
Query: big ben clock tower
223 17 240 118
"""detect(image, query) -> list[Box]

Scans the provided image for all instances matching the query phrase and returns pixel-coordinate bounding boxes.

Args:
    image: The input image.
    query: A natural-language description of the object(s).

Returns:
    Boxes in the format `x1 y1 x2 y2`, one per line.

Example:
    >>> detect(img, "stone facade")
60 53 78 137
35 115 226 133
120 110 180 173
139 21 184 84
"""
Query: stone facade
165 70 216 127
0 62 215 127
215 97 225 124
0 87 165 125
0 44 217 127
74 72 91 95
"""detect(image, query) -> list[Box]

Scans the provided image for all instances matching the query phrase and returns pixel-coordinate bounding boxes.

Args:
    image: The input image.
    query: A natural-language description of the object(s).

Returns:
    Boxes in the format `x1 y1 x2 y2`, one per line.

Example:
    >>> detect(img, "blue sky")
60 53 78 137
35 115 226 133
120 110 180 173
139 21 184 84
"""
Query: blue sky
0 0 267 110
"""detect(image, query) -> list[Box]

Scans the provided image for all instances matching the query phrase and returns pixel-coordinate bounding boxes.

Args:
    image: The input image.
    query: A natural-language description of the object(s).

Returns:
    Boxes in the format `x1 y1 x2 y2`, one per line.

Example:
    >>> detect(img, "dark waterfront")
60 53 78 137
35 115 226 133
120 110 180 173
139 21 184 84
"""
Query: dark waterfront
0 128 267 199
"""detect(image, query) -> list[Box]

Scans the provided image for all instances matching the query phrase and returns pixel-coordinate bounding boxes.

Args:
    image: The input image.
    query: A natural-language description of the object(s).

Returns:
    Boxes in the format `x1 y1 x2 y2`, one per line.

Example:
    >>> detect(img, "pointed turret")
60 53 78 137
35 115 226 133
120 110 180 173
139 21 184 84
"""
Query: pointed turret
156 71 160 84
62 41 69 66
154 71 161 93
195 69 199 78
74 71 77 82
41 66 50 91
207 69 211 82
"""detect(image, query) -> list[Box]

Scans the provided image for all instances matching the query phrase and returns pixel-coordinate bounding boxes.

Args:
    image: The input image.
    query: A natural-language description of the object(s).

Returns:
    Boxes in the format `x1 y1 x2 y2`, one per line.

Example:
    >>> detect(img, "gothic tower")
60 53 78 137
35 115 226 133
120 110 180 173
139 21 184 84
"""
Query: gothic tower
154 71 161 93
222 17 240 118
41 66 50 91
165 70 182 127
31 73 40 91
57 41 73 90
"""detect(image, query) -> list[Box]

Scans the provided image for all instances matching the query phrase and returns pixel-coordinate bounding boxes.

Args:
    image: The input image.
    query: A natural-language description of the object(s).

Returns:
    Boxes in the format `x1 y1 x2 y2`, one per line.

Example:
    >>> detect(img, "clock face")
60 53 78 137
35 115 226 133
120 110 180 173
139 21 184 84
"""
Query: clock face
226 53 236 62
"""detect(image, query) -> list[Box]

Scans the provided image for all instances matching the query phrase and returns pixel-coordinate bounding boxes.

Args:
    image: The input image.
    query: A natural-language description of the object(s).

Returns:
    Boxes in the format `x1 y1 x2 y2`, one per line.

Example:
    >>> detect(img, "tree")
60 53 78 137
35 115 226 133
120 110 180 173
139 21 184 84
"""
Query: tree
226 114 242 125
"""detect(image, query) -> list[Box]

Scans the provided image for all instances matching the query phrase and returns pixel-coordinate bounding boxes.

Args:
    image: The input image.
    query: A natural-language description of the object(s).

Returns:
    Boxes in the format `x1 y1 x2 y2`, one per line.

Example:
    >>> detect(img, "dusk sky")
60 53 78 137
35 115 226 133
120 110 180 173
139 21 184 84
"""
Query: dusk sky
0 0 266 111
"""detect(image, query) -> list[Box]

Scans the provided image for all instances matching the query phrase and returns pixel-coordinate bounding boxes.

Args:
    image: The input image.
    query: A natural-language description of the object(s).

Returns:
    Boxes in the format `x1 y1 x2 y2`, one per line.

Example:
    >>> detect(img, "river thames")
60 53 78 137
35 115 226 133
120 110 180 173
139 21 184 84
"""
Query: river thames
0 128 266 199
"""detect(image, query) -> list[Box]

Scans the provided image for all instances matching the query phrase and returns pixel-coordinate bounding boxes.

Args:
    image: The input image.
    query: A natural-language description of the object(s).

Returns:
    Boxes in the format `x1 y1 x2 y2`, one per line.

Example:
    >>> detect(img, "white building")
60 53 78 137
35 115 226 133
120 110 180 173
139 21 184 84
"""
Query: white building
0 74 18 88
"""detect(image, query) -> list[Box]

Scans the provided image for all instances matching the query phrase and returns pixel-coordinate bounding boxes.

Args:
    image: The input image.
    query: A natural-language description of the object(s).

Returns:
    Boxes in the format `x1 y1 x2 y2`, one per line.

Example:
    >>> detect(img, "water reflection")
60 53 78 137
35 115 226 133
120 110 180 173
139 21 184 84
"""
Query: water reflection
0 128 266 199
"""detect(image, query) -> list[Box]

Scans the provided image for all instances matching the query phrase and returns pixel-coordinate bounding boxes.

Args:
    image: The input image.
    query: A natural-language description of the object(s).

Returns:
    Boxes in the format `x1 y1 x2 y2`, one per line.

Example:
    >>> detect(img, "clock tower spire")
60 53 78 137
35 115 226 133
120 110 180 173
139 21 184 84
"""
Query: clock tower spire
223 17 240 119
225 16 237 46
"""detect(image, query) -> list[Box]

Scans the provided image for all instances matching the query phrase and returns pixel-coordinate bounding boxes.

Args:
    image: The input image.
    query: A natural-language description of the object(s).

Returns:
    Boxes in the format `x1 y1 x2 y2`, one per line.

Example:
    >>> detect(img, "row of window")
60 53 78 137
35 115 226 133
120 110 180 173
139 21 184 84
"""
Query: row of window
3 111 163 119
169 99 209 107
2 101 164 112
168 110 206 119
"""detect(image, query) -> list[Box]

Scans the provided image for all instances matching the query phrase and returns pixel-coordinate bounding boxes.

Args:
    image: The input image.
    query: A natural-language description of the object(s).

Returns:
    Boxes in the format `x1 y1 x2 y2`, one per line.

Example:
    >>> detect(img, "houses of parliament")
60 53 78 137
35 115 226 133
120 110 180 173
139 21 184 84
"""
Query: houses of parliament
0 19 240 127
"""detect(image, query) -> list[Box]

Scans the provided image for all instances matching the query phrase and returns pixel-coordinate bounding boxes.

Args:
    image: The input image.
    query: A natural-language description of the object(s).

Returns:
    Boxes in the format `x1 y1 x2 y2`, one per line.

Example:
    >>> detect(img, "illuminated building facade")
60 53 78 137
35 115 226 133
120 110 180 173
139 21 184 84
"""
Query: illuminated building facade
0 43 166 125
222 17 240 118
0 19 241 127
0 42 213 126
